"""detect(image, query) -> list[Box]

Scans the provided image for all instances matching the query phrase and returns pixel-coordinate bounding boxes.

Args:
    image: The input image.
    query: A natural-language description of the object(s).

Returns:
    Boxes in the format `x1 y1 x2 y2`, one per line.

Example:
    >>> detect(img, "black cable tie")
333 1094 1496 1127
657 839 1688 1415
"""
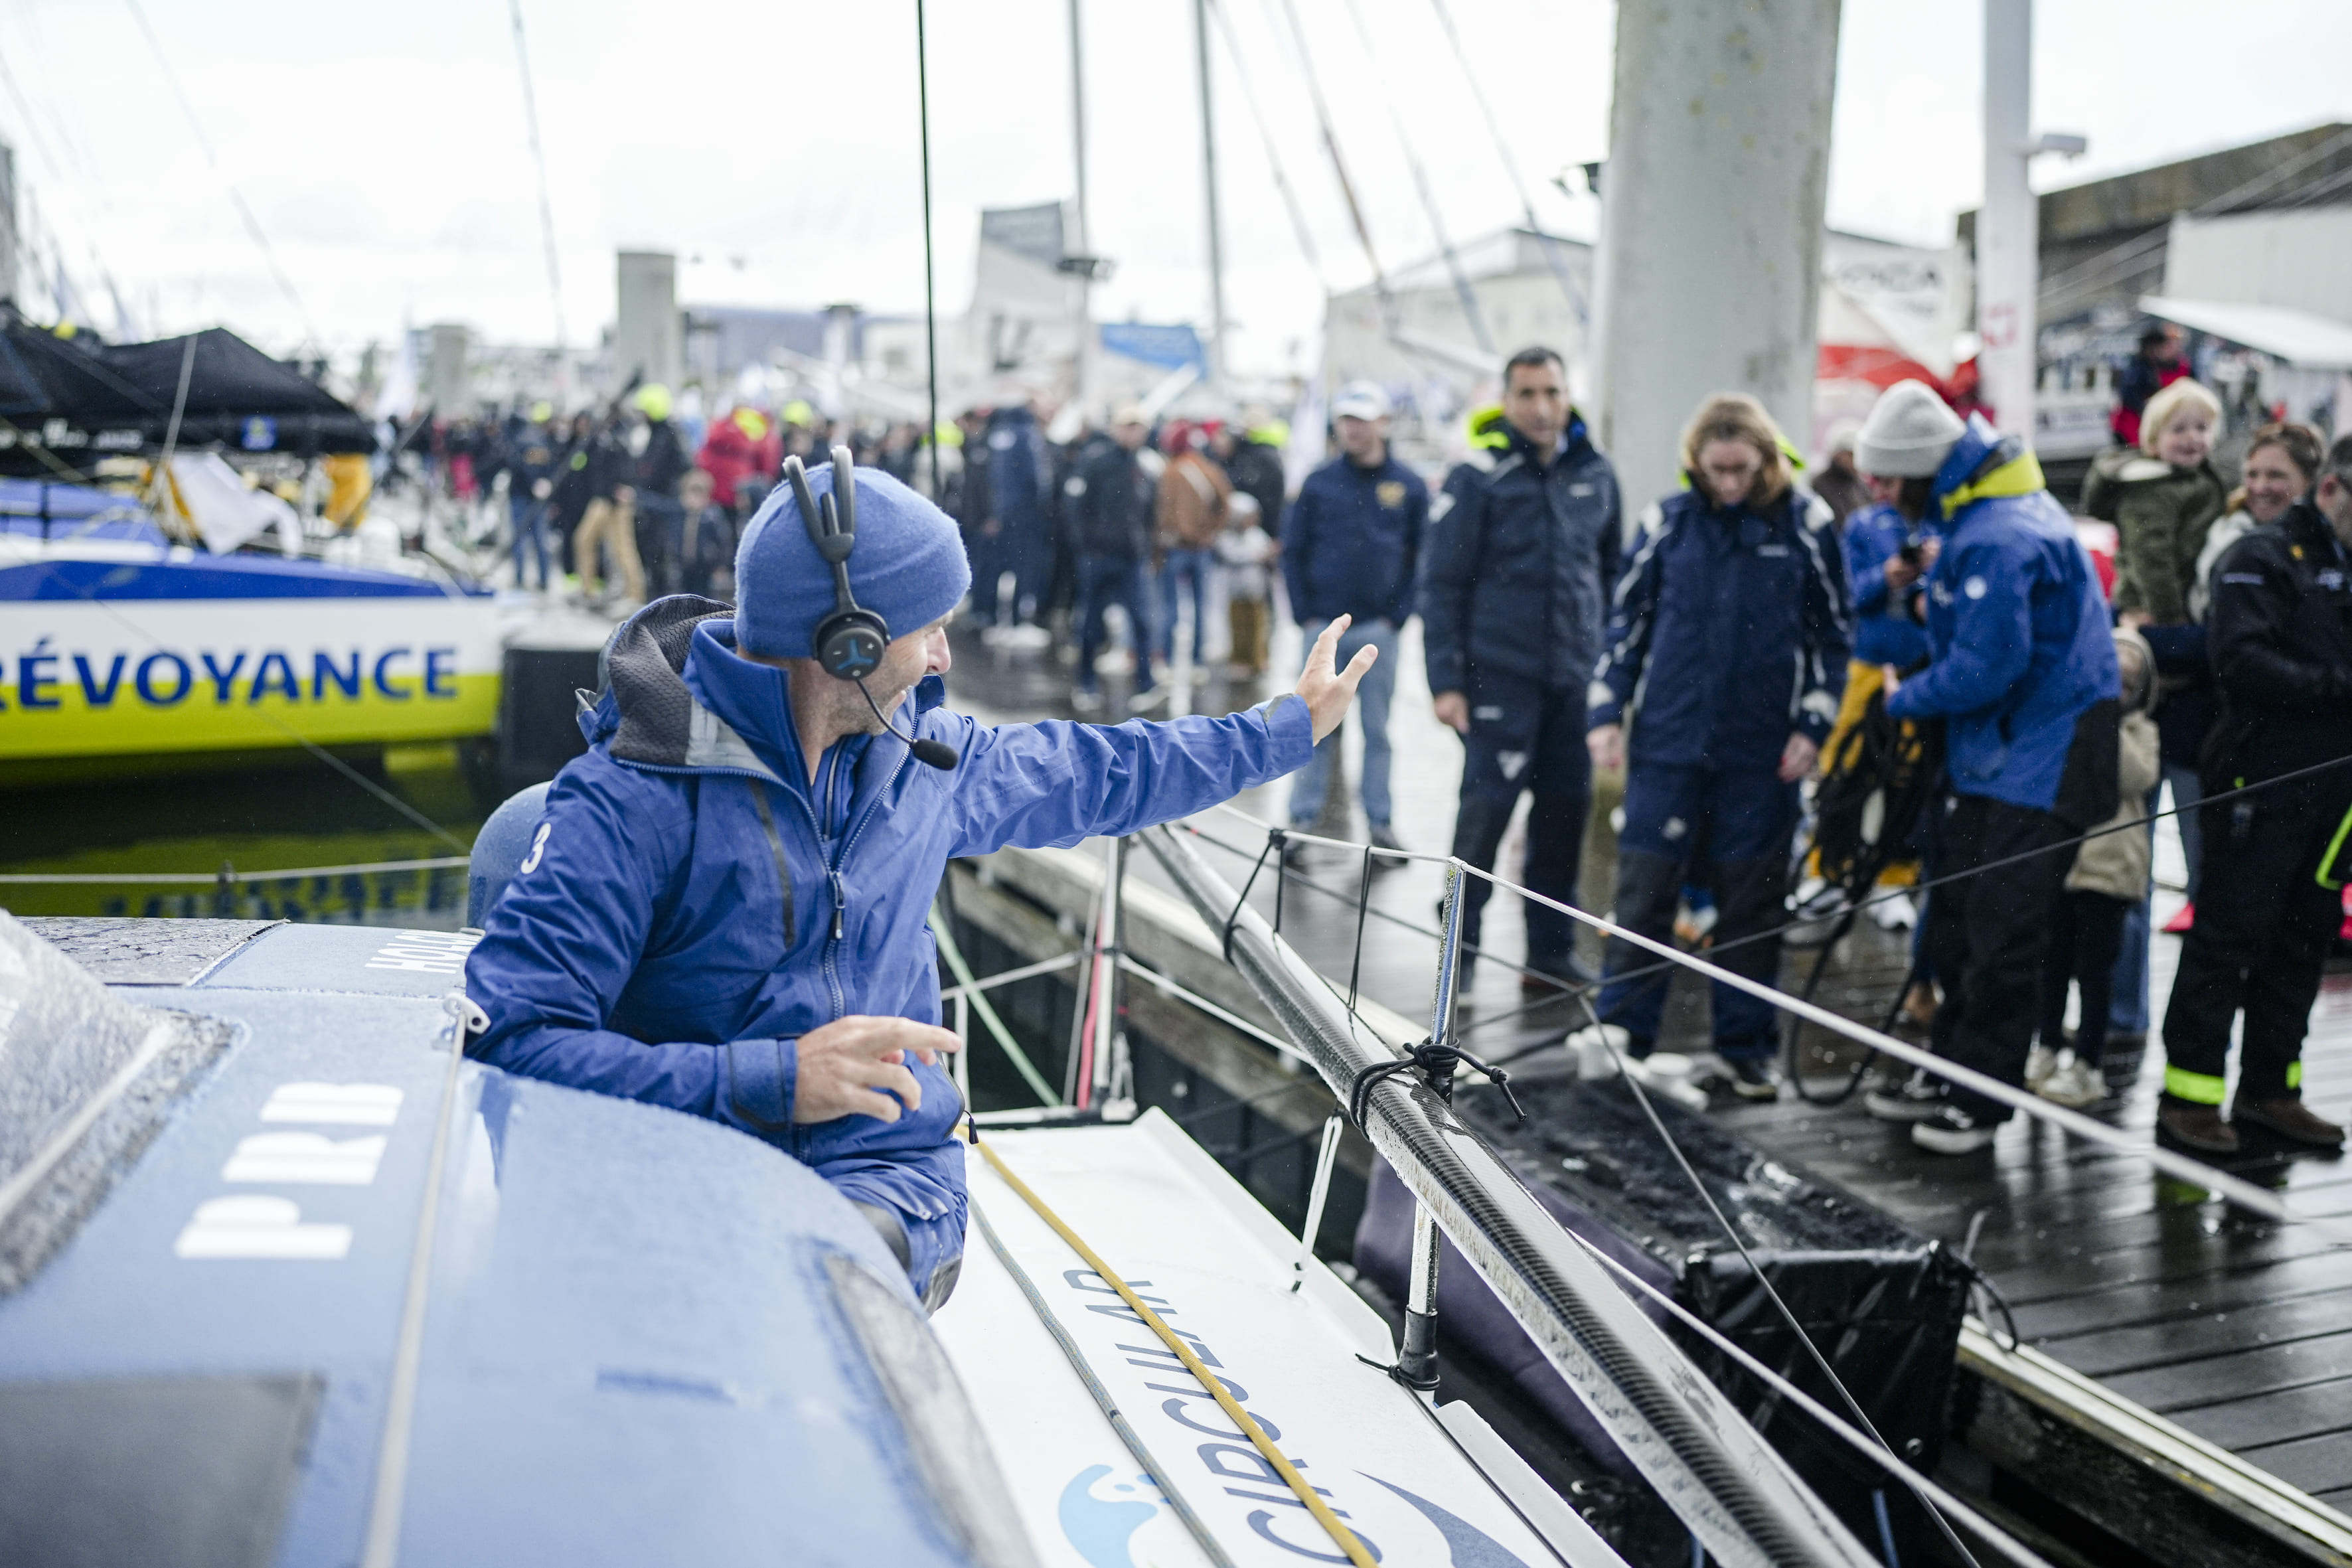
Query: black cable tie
1347 1038 1527 1131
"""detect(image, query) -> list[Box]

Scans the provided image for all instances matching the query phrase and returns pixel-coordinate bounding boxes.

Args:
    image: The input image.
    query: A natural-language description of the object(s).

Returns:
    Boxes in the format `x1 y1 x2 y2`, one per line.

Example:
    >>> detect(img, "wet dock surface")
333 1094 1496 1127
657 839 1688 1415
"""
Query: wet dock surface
945 613 2352 1519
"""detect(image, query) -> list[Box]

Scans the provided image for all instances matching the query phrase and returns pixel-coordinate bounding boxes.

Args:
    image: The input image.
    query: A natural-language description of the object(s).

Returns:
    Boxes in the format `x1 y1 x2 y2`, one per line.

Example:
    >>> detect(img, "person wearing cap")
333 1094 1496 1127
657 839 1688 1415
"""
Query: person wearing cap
1853 380 2122 1153
1280 380 1426 856
463 459 1379 1308
1066 404 1168 714
1419 347 1622 994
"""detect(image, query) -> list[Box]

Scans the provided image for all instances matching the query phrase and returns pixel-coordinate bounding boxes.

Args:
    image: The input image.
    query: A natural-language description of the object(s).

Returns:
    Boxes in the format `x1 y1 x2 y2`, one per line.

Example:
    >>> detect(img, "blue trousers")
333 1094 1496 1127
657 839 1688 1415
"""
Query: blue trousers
1074 556 1156 693
1154 548 1215 666
1287 617 1398 828
509 494 552 591
1597 763 1798 1058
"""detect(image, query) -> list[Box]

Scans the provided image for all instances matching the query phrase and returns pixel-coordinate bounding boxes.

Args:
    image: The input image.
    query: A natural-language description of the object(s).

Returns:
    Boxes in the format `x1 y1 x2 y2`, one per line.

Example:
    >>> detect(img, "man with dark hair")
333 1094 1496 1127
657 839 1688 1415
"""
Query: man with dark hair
2157 433 2352 1153
1420 347 1620 992
2112 324 2187 448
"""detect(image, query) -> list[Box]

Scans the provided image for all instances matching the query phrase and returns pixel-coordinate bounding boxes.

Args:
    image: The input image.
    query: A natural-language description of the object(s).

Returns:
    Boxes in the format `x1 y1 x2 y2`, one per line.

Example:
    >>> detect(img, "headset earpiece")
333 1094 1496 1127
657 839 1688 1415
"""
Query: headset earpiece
786 449 891 680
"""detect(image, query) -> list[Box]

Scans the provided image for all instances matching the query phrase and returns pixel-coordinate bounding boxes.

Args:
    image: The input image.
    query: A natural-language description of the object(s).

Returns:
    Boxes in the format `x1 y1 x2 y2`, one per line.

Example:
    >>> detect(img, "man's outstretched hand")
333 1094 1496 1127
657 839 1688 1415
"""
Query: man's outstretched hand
795 1015 961 1124
1296 614 1379 743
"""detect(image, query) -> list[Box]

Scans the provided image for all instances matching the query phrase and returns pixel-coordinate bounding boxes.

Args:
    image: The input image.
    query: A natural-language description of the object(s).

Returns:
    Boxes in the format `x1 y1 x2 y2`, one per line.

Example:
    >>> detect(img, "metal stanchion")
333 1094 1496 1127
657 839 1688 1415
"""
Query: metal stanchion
1396 864 1469 1391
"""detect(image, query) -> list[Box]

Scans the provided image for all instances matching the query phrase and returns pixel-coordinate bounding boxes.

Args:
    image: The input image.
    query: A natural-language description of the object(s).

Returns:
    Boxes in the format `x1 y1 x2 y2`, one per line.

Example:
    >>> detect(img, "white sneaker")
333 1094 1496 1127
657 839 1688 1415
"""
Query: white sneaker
2037 1054 2105 1108
1070 688 1105 716
1564 1023 1632 1079
1867 892 1917 931
2025 1044 2057 1091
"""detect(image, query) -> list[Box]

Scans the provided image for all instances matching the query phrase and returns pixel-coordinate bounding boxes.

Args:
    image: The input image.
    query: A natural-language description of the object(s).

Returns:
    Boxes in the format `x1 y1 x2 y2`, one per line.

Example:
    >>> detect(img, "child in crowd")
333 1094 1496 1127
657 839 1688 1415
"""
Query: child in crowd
1217 492 1275 678
675 467 738 603
2031 627 2161 1107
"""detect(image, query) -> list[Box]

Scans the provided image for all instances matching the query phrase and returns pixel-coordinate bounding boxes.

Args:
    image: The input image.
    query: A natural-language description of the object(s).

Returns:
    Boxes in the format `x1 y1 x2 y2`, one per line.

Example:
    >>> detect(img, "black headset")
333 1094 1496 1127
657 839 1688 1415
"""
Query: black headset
780 447 958 770
787 445 890 681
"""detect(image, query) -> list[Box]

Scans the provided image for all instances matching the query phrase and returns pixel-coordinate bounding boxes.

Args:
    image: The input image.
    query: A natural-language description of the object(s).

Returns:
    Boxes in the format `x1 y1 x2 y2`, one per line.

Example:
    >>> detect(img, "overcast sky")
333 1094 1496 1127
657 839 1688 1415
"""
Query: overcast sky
4 0 2347 376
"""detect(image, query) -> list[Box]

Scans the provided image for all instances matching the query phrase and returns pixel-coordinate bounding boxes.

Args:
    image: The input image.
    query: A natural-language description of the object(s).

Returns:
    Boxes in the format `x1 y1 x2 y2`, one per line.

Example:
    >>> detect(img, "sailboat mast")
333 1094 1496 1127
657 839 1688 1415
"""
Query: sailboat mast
1068 0 1096 411
1194 0 1231 402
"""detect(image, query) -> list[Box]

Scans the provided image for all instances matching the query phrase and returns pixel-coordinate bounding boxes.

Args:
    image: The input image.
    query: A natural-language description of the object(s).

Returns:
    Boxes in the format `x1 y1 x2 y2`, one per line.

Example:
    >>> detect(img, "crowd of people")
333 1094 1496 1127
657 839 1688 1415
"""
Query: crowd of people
442 337 2349 1162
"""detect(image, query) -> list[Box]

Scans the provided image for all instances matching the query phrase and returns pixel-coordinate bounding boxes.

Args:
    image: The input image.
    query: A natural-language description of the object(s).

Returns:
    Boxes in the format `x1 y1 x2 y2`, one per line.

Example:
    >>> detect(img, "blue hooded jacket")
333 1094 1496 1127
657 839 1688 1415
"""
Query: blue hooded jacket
1885 416 2120 813
1589 483 1852 773
463 597 1314 1299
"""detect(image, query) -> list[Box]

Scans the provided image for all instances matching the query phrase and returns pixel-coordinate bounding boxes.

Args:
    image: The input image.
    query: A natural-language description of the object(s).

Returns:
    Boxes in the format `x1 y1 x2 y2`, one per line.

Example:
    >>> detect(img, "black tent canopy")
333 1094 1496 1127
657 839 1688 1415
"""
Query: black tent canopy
0 307 374 477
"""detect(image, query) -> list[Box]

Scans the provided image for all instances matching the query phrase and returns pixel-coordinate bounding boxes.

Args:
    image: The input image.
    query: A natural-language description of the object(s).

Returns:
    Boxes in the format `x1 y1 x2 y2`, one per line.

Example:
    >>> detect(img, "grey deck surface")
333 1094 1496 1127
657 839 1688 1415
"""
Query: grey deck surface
948 615 2352 1515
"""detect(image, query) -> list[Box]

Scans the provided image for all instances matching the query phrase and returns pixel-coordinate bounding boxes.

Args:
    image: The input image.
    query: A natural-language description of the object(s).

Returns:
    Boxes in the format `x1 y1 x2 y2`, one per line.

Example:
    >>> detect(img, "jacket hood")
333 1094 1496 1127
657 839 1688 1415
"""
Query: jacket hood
1932 413 2047 520
580 594 949 784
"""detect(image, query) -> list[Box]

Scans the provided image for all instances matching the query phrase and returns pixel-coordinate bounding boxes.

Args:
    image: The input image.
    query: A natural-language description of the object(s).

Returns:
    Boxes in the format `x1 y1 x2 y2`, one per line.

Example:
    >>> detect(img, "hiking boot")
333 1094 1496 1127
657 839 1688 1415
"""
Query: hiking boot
2157 1095 2239 1154
2037 1054 2106 1109
1865 1069 1945 1123
1913 1106 1999 1154
2232 1096 2346 1149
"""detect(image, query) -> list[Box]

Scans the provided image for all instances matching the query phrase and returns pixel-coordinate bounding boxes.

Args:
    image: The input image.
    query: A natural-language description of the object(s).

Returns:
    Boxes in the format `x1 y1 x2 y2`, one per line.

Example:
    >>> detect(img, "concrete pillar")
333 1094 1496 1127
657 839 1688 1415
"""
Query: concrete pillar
1976 0 2036 437
426 323 472 415
1591 0 1842 507
613 250 682 392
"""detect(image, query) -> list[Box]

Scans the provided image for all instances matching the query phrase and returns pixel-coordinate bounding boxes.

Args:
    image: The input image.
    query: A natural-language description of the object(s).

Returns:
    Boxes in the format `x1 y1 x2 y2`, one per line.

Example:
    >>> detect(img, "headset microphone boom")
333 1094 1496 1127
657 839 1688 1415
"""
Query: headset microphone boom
783 447 960 771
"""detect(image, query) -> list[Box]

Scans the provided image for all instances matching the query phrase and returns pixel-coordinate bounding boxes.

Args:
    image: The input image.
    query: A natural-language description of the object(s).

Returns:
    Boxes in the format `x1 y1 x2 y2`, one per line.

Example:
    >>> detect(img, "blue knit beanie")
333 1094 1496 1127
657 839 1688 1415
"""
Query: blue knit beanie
733 462 972 661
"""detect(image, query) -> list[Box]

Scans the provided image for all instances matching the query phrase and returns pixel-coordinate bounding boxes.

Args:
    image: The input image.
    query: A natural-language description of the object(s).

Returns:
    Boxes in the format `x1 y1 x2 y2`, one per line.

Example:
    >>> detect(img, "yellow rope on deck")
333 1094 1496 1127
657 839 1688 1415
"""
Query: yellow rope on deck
969 1129 1379 1568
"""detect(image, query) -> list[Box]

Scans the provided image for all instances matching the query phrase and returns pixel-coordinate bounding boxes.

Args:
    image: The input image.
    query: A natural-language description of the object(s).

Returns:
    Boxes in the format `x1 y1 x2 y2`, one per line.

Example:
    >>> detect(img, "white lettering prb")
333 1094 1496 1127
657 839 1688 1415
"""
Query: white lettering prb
519 823 551 874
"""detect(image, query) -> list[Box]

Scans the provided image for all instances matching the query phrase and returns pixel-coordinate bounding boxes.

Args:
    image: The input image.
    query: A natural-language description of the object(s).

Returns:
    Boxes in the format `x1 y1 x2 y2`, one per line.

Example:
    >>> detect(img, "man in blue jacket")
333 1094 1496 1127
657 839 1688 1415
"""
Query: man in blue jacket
1578 393 1851 1099
1855 382 2121 1152
463 458 1375 1306
1420 348 1622 990
1281 380 1426 855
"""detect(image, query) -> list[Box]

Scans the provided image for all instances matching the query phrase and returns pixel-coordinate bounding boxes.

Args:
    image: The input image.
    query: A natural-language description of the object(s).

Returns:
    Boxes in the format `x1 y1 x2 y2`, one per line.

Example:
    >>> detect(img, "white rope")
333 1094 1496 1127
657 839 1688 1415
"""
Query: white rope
1184 805 2352 1245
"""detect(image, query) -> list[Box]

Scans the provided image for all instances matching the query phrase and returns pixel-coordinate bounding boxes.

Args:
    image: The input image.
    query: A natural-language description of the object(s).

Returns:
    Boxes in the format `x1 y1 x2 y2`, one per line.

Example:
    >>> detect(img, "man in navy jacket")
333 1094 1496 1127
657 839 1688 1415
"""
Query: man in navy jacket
1855 383 2120 1152
1281 380 1426 853
1579 393 1851 1099
1420 348 1622 988
463 460 1375 1305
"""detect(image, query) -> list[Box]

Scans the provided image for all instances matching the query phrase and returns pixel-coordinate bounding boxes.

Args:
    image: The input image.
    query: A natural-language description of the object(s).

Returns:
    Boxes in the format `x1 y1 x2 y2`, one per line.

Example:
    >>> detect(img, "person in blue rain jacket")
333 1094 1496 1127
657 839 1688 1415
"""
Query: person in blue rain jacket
1851 383 2121 1154
463 459 1375 1306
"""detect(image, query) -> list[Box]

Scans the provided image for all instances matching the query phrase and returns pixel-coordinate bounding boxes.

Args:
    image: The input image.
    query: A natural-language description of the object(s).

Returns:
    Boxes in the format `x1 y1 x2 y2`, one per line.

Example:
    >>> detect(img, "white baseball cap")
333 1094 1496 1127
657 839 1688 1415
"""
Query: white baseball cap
1330 380 1392 422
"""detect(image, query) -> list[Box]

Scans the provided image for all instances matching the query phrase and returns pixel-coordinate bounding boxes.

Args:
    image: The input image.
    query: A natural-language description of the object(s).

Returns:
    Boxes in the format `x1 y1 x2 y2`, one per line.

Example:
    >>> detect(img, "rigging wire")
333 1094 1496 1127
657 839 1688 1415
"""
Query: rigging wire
1422 0 1590 326
120 0 318 350
1262 0 1396 322
1203 0 1329 286
1566 982 1988 1568
1182 802 2352 1241
1332 0 1494 354
506 0 567 346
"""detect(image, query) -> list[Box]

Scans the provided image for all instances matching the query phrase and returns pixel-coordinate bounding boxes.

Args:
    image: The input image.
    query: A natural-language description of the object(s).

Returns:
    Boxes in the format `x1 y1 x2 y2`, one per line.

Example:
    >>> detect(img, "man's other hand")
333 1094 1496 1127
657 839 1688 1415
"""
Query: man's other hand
1778 732 1820 783
1433 691 1470 734
1587 722 1624 774
1296 614 1378 743
795 1016 961 1124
